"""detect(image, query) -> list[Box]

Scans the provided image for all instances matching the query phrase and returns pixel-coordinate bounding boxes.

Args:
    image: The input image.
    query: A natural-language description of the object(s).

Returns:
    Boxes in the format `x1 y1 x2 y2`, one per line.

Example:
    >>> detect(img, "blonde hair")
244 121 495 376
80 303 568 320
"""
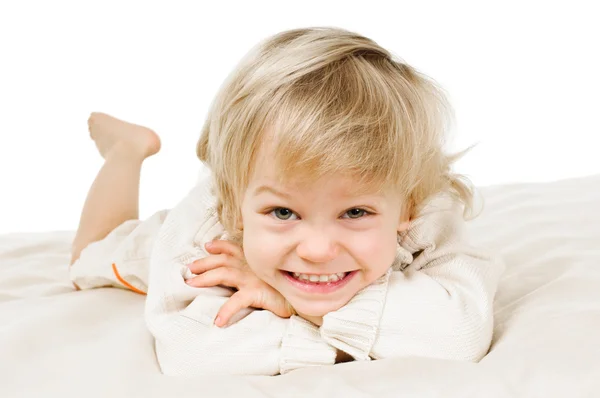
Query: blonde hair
197 27 479 243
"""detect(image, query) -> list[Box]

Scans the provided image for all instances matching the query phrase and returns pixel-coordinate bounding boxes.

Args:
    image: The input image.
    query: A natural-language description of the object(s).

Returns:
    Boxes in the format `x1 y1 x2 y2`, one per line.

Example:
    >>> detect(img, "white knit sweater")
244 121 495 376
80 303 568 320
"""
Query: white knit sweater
70 174 505 376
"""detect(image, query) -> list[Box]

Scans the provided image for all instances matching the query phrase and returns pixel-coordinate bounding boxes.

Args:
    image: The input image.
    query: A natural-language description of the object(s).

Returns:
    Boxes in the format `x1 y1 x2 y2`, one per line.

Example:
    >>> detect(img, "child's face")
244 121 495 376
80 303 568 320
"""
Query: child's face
240 151 409 318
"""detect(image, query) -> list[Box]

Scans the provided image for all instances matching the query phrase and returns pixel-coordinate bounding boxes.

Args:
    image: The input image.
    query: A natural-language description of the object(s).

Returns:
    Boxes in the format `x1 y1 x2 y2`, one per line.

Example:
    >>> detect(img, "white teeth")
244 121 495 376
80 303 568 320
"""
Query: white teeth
290 272 349 283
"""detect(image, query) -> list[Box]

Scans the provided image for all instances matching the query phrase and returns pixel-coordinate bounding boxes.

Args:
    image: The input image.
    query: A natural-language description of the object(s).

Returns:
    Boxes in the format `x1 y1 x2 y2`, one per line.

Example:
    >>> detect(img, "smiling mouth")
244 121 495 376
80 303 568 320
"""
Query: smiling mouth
281 270 357 294
285 271 350 284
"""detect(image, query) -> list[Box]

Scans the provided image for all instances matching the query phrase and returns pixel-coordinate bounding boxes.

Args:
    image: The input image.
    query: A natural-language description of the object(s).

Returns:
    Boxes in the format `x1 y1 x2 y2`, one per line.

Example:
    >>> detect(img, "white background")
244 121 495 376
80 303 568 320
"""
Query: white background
1 1 598 234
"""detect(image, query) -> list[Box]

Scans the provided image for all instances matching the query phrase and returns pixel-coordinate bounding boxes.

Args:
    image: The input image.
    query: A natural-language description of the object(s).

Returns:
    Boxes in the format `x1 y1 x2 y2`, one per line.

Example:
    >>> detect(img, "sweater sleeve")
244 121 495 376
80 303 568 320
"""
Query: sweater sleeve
144 176 336 376
319 193 505 362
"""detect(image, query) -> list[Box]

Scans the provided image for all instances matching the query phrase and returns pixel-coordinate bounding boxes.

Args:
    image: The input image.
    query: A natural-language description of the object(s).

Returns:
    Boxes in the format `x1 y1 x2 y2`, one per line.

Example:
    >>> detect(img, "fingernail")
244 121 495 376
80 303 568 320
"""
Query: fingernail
185 279 193 285
205 241 213 248
214 316 222 327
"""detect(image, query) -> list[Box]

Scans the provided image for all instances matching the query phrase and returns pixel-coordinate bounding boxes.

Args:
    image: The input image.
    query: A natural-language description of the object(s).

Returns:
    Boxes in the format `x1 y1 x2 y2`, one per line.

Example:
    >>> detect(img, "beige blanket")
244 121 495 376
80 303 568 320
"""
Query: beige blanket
1 174 599 397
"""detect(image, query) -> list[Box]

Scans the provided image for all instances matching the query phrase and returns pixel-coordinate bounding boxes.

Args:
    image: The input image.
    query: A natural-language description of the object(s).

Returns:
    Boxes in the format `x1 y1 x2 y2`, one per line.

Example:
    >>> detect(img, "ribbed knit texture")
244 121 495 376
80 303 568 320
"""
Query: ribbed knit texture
70 174 504 376
280 316 338 374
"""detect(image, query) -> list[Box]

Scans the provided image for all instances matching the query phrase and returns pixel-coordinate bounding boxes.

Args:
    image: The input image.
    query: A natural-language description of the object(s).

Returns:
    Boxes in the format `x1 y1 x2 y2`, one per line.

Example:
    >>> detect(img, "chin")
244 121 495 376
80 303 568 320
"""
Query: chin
289 296 351 317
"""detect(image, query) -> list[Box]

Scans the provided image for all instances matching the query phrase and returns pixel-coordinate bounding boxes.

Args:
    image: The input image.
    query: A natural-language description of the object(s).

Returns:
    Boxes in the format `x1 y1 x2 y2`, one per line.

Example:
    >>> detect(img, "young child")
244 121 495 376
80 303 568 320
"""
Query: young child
69 27 505 376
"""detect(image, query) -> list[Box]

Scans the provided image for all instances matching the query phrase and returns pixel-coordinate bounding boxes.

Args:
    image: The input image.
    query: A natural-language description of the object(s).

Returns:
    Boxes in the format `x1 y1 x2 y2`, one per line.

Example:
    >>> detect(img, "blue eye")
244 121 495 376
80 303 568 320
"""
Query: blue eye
271 208 298 220
344 208 367 219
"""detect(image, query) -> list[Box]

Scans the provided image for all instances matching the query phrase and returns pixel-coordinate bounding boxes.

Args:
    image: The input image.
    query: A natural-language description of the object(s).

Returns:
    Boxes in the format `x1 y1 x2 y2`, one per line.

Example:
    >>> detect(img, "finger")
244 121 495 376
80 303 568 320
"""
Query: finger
205 239 244 260
214 291 253 327
256 287 295 318
188 253 233 274
284 300 296 318
186 267 243 289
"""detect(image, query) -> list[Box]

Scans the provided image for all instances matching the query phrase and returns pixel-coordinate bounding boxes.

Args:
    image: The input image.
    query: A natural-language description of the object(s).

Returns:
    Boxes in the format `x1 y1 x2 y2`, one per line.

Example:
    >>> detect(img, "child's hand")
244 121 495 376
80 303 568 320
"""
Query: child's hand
186 239 295 327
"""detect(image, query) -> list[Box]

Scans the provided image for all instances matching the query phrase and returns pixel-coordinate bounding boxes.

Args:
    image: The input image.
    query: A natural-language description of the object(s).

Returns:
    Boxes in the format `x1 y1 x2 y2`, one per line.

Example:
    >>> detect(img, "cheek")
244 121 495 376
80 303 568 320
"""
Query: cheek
242 219 285 278
350 228 398 278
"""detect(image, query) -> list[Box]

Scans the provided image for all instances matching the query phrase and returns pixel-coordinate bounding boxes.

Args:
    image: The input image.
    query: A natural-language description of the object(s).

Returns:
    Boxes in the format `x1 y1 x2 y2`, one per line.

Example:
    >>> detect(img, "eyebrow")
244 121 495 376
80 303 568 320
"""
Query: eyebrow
253 185 293 198
253 184 386 207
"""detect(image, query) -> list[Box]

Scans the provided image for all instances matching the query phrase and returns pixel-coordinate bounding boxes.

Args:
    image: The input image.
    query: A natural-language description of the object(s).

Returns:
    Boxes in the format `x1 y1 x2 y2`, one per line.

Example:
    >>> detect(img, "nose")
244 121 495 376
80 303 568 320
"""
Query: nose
295 228 339 264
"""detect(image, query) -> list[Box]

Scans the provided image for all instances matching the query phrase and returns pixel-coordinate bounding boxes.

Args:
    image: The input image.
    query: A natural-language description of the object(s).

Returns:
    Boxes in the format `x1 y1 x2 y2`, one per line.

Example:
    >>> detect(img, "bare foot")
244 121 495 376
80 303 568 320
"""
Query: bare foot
87 112 161 160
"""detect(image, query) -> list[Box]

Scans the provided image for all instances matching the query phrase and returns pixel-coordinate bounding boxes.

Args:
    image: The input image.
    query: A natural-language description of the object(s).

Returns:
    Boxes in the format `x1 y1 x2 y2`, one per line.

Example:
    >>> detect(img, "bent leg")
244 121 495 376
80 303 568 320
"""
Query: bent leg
70 112 161 266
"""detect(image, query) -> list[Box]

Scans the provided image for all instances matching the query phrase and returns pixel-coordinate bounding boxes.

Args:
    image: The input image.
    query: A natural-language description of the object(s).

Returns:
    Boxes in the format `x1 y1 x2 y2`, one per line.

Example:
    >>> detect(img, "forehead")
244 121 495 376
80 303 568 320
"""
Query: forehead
250 154 389 199
248 129 397 197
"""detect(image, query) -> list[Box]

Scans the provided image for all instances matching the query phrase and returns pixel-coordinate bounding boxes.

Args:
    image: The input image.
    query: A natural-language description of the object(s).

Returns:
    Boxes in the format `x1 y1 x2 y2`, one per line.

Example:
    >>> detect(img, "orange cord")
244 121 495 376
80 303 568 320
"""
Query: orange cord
111 263 147 295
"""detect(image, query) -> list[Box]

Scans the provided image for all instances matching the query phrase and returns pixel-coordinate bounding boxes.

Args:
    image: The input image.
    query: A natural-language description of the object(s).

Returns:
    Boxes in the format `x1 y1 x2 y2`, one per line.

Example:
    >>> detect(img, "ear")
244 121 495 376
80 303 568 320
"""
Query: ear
397 217 410 233
397 199 412 233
